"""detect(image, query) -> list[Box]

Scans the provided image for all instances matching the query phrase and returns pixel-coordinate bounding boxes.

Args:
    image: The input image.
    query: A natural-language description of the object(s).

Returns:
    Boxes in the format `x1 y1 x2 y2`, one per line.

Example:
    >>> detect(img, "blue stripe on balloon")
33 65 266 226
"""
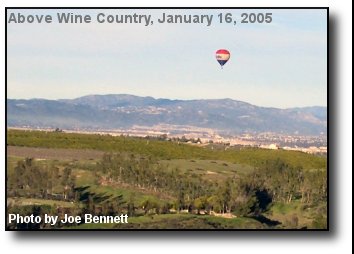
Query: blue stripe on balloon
217 60 228 66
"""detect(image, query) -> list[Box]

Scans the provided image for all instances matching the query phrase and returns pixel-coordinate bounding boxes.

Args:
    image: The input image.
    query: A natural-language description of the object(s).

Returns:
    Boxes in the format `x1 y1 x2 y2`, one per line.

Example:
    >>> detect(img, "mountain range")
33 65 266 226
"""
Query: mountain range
7 94 327 135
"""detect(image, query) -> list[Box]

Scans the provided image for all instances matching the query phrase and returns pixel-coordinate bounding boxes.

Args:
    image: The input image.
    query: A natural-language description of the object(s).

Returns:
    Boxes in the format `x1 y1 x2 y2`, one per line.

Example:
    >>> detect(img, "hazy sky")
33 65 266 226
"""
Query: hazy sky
7 9 327 108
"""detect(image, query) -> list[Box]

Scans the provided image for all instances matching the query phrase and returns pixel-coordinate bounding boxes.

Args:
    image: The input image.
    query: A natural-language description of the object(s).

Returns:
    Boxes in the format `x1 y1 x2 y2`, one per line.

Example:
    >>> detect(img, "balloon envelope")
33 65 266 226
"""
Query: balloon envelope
215 49 230 66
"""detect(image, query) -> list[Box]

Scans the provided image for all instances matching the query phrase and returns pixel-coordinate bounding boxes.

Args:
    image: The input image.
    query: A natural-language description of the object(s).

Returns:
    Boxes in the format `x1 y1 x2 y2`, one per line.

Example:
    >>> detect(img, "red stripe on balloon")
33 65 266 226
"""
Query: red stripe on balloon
216 49 230 55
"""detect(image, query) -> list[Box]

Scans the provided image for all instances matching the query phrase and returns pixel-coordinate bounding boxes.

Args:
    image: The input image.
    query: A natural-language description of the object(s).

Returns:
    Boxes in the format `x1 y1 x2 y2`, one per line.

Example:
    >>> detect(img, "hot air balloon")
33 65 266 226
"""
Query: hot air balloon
215 49 230 68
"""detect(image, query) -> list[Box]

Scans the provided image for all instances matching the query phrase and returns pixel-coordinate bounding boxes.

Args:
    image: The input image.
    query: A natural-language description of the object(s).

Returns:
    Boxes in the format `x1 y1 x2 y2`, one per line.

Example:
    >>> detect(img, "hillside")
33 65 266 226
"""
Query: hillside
7 129 327 229
7 94 327 135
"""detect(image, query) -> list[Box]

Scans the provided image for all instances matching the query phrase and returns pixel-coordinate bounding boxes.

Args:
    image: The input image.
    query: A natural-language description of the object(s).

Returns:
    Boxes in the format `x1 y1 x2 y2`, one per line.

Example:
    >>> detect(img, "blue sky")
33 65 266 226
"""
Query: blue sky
7 9 327 108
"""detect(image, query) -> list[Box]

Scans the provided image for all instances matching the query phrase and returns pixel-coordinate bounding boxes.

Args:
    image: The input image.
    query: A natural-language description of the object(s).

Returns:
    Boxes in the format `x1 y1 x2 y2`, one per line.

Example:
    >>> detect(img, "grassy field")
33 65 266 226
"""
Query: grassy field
159 159 254 182
66 214 265 229
7 129 326 169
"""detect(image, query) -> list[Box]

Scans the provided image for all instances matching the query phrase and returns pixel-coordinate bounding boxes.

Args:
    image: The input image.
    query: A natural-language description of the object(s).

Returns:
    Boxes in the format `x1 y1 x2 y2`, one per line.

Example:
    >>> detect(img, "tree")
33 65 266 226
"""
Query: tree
61 167 72 200
219 180 231 213
193 197 204 214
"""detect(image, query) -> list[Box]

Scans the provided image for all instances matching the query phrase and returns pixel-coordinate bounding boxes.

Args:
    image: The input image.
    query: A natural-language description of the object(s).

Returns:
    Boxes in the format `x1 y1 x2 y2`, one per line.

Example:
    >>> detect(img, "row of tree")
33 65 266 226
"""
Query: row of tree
8 158 76 200
97 153 217 202
8 155 327 220
96 154 327 216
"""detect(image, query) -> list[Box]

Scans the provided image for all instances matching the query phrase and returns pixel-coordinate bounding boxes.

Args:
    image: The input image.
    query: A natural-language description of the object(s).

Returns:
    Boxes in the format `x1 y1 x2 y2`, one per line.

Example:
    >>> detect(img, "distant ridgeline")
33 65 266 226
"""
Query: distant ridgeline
7 94 327 135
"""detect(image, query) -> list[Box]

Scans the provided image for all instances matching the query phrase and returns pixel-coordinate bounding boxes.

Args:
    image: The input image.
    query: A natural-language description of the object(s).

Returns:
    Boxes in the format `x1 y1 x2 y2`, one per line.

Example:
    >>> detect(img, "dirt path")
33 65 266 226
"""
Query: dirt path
7 146 105 160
